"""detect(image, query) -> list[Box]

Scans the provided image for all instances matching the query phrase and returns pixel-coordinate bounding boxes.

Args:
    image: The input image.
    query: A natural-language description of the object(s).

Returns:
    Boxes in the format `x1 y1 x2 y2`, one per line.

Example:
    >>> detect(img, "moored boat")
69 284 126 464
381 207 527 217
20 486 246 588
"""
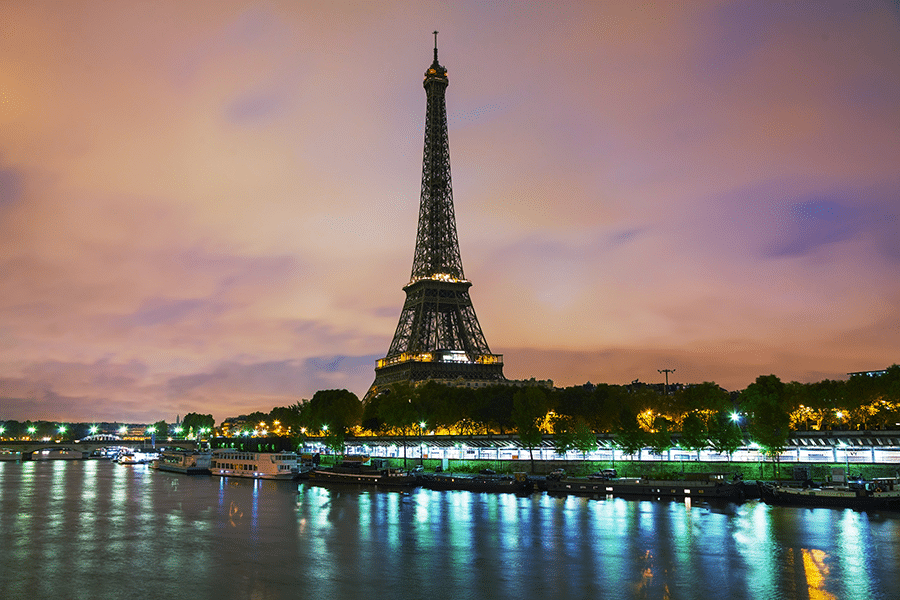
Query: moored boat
210 449 298 480
544 472 745 501
154 450 212 475
32 448 86 460
308 457 417 486
759 478 900 511
116 450 159 465
0 448 22 461
420 472 534 493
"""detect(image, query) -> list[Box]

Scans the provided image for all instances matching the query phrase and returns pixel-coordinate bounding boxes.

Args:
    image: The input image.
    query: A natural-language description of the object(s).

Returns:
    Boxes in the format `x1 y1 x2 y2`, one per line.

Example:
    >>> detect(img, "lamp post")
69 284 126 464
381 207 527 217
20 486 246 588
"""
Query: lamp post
419 421 426 466
658 369 675 396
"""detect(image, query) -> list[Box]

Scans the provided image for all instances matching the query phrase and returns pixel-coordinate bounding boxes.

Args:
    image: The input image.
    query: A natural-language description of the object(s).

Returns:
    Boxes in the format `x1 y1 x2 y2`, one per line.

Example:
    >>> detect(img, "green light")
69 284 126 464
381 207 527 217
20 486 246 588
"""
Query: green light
322 424 329 432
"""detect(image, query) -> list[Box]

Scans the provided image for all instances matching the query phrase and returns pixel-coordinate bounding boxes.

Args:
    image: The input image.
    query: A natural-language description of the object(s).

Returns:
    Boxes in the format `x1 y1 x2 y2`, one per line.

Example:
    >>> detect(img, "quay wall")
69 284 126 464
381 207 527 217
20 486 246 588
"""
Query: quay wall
326 455 900 482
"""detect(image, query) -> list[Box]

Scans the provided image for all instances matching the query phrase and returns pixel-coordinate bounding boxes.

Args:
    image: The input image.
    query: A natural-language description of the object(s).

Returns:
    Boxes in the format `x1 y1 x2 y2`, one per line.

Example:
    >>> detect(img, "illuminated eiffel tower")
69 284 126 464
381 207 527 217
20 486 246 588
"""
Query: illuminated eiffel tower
368 34 505 396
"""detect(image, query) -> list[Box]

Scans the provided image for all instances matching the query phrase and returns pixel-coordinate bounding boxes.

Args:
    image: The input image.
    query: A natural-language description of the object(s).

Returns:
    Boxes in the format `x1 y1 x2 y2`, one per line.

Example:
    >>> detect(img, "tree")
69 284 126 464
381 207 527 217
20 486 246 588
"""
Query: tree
473 385 515 434
377 383 420 467
677 382 729 414
648 415 673 457
613 408 646 459
306 389 362 455
679 412 708 460
707 410 742 460
743 375 791 477
151 420 168 442
550 413 576 457
512 386 549 473
571 417 598 460
182 413 215 437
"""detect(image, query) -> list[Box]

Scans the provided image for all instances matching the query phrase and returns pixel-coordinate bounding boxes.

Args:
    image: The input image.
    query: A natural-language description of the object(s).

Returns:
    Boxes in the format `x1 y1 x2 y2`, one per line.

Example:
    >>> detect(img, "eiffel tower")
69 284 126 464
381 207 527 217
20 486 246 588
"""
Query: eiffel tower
368 34 505 396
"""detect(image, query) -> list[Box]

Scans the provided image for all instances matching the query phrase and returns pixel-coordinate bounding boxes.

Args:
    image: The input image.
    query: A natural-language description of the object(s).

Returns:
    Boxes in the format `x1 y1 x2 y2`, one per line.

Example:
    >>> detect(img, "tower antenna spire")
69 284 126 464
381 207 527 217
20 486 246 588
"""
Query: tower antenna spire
433 30 439 62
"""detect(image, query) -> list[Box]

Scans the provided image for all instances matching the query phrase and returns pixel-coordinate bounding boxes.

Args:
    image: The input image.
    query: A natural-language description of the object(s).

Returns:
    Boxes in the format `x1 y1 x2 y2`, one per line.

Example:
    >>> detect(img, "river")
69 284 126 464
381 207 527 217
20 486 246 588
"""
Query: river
1 460 898 600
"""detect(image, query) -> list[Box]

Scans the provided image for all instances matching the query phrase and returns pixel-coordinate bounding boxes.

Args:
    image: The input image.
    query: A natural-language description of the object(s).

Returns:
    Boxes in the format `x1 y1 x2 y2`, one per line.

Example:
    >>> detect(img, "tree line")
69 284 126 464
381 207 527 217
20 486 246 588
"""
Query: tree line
5 366 898 463
218 366 900 464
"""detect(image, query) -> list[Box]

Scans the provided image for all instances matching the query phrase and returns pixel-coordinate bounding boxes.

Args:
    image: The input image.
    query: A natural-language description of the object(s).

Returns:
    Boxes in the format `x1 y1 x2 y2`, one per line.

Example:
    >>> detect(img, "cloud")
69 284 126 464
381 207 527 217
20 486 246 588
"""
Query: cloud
0 166 23 207
227 91 286 123
767 198 866 258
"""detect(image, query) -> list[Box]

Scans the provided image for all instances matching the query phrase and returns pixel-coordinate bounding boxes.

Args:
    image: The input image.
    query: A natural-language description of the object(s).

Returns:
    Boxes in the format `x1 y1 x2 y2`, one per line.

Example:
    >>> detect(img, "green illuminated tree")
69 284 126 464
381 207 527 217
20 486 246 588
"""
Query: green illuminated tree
512 386 550 472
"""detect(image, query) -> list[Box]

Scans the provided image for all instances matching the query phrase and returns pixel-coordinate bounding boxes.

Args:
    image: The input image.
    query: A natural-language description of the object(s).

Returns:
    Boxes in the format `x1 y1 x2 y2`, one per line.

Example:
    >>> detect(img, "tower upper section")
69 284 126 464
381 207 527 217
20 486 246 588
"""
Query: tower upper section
409 33 465 284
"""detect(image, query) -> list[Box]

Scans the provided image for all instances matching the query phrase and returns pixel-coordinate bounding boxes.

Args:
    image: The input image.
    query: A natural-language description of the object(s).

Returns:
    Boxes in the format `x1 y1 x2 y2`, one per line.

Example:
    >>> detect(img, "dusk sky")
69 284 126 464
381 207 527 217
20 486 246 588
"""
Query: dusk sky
1 1 899 424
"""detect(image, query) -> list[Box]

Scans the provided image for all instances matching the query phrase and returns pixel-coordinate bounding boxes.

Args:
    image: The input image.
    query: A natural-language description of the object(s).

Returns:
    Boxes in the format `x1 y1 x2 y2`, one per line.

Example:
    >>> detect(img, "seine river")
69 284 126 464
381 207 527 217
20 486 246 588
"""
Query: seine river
2 460 899 600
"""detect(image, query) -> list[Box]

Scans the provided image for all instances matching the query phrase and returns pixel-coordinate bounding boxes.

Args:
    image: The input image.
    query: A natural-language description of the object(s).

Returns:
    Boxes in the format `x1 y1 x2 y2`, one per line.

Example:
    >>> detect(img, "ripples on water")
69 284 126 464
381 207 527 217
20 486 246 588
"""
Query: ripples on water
1 461 898 600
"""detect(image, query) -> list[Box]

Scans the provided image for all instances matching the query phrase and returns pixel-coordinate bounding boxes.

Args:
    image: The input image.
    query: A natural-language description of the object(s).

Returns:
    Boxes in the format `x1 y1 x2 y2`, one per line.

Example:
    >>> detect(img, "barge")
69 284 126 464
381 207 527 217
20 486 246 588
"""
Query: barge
544 472 745 501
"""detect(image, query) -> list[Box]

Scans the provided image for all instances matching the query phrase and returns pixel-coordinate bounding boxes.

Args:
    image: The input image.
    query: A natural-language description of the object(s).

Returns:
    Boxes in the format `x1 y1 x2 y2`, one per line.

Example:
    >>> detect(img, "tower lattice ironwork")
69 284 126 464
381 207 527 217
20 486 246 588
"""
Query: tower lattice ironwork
368 35 505 396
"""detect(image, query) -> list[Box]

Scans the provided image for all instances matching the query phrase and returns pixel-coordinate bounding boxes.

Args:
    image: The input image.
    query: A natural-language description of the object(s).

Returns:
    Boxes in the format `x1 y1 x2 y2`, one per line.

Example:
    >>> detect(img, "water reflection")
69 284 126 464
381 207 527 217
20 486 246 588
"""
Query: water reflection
2 462 900 600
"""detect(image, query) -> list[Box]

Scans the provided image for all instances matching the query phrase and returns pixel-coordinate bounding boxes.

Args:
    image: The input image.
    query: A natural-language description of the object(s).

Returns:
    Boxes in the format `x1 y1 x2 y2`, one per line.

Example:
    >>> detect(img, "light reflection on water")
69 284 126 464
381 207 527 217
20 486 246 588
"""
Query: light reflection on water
1 461 899 600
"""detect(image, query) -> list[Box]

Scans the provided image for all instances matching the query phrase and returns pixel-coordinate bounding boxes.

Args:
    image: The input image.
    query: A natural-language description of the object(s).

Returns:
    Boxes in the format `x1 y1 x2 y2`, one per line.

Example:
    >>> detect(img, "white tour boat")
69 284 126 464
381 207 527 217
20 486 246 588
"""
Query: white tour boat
210 449 298 480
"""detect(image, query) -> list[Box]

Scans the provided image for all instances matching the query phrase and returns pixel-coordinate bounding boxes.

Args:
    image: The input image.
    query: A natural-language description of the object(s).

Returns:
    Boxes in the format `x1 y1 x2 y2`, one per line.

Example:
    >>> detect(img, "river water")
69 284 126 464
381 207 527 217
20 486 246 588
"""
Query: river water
1 460 898 600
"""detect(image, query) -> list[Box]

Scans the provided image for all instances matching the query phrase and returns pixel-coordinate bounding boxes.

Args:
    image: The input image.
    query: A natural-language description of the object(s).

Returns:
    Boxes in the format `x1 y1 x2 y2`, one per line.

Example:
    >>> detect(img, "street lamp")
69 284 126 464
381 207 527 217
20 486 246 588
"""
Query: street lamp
418 422 427 466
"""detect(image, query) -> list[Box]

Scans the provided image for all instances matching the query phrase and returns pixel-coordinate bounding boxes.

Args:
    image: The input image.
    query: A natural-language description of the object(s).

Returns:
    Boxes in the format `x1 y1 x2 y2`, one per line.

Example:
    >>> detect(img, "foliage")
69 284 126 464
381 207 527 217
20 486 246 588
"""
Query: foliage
679 412 708 458
182 413 215 437
647 415 674 456
512 386 550 471
743 375 791 458
707 410 743 459
570 417 598 458
613 408 647 457
304 389 362 453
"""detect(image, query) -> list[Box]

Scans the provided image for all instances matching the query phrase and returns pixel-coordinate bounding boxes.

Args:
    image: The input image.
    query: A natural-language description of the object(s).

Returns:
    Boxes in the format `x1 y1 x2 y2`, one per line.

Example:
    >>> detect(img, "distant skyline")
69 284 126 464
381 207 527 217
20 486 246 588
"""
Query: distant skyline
1 1 899 423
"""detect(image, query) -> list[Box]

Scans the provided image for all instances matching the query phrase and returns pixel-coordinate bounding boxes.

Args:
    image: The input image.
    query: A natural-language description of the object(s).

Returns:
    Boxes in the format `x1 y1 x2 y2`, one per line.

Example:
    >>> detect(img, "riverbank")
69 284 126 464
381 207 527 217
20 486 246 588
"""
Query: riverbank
352 456 900 482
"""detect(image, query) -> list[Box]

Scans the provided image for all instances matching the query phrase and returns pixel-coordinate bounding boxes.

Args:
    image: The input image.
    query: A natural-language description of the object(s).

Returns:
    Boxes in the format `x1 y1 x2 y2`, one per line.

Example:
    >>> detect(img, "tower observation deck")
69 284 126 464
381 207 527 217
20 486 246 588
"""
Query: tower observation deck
368 35 505 397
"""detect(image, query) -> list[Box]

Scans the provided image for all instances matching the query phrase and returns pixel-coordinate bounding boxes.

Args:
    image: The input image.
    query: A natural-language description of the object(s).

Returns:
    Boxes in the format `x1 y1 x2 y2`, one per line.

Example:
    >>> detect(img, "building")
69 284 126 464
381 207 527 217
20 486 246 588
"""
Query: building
368 36 505 397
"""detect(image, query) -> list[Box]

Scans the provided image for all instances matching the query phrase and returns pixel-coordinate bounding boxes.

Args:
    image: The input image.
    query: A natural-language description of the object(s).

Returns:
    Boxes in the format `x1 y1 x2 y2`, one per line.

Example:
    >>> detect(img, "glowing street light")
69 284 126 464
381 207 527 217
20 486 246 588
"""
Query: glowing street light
119 426 128 436
89 425 99 435
730 412 741 423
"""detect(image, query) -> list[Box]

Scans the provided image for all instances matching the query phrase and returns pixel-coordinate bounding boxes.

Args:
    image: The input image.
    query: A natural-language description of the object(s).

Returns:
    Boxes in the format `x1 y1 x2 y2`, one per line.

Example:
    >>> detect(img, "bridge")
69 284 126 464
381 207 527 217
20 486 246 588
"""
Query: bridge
2 439 198 457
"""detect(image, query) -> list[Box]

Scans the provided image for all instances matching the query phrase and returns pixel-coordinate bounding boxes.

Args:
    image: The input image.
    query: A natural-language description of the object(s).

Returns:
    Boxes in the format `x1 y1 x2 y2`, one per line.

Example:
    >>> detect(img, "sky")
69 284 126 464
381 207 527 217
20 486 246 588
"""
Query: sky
1 1 899 424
